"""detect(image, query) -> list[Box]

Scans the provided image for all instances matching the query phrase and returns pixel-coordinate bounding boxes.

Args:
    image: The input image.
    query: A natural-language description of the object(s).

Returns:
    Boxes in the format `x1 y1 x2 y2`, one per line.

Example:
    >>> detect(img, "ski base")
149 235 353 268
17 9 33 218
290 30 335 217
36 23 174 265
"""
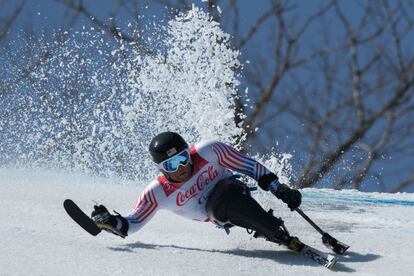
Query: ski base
64 199 102 236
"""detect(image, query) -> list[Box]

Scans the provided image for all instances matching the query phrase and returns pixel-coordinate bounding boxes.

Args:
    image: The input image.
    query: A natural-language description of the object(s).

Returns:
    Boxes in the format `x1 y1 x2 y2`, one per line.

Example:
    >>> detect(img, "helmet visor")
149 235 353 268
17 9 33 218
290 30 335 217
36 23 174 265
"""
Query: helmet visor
159 149 190 172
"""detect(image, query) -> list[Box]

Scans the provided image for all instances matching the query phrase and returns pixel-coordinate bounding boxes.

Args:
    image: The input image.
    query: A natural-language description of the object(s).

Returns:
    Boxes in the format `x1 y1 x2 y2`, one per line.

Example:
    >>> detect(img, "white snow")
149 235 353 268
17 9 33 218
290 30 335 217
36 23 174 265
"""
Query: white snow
1 168 413 275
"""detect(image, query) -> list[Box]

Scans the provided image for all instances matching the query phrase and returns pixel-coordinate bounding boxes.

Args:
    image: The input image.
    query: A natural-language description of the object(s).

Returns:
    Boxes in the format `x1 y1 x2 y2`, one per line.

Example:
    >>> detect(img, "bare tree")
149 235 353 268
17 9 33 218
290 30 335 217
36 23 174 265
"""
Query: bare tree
228 0 414 192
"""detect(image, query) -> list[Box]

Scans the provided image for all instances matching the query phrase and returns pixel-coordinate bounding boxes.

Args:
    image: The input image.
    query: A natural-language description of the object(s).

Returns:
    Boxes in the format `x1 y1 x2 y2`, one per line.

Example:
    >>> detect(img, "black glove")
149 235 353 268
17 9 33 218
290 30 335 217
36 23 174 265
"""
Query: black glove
258 173 302 211
91 205 129 238
274 184 302 211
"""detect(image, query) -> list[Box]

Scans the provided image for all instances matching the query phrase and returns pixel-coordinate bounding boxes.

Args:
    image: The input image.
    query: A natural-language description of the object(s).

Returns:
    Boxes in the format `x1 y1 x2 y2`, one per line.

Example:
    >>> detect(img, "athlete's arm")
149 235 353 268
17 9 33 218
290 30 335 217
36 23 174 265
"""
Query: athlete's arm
125 181 162 234
196 141 276 189
203 141 301 211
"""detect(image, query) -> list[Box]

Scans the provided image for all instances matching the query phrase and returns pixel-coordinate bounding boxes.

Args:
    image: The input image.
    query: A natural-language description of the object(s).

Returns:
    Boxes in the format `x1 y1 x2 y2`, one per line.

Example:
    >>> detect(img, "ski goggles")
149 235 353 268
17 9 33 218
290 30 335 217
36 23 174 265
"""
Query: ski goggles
159 149 191 172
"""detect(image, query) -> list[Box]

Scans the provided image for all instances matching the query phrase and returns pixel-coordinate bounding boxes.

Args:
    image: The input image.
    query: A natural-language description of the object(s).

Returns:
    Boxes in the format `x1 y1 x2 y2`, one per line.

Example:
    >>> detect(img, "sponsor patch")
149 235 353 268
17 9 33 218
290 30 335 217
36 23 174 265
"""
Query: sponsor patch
166 147 177 156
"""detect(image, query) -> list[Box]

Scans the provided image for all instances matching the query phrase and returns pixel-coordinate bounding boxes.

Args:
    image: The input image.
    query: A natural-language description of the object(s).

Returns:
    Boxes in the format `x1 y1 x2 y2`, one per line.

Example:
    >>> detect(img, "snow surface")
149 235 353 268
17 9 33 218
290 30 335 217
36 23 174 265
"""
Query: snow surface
1 168 414 276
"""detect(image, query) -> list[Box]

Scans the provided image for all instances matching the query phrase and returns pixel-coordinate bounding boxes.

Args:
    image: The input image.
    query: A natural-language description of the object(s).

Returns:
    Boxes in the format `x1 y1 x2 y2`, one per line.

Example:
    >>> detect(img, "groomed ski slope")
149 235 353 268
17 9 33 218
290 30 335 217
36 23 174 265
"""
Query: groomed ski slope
1 168 413 276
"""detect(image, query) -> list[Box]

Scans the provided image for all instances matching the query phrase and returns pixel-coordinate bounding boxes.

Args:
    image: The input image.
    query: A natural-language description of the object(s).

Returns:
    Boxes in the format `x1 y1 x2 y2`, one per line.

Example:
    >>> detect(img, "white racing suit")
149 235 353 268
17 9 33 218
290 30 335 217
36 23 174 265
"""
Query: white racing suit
125 140 284 241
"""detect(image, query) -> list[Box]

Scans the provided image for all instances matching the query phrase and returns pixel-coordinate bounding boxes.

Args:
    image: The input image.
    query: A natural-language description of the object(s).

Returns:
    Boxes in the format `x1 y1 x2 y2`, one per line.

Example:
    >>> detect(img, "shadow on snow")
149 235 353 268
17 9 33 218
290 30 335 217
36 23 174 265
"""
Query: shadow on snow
108 241 380 272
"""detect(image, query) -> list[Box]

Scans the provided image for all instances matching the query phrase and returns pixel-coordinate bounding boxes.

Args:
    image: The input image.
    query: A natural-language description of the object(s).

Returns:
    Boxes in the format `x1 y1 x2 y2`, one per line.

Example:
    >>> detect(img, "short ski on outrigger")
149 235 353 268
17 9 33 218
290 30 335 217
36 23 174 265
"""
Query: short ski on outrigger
64 199 101 236
296 207 349 254
64 199 127 238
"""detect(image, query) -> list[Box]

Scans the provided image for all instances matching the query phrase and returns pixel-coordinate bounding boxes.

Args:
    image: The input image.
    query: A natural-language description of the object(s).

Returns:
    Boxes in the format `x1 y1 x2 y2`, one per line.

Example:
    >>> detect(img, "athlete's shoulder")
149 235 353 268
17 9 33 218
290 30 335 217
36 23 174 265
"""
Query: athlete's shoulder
193 140 221 161
194 140 240 165
147 178 162 191
141 178 166 201
194 139 222 152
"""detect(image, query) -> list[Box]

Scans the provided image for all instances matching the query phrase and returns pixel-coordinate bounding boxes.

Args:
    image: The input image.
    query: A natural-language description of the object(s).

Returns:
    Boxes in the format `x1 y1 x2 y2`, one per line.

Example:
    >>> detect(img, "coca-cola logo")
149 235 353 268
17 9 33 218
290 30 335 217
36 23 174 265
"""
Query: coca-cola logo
176 166 218 206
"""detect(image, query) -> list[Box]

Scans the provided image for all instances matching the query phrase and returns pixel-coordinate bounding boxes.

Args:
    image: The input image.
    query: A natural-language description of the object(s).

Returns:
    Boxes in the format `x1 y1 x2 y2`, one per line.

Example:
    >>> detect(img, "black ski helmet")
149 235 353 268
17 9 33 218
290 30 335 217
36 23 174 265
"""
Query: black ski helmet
149 132 189 164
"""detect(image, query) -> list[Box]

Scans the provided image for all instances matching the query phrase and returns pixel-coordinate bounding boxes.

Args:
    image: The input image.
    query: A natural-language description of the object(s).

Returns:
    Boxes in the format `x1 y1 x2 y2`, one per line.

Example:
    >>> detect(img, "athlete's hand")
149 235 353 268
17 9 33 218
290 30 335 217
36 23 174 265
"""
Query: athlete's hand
91 205 114 225
91 205 129 238
275 184 302 211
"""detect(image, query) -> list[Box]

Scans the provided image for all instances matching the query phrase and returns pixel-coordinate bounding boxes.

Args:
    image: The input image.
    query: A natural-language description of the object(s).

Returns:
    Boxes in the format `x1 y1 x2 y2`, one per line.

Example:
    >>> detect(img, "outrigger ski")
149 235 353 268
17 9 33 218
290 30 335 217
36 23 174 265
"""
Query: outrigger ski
64 199 101 236
64 199 127 238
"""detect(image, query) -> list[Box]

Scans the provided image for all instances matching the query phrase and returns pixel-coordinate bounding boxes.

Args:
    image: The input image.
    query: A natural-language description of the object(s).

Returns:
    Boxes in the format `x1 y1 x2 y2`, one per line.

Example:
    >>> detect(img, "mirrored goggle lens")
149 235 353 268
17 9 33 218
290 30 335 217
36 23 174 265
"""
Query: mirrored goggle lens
161 150 190 172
